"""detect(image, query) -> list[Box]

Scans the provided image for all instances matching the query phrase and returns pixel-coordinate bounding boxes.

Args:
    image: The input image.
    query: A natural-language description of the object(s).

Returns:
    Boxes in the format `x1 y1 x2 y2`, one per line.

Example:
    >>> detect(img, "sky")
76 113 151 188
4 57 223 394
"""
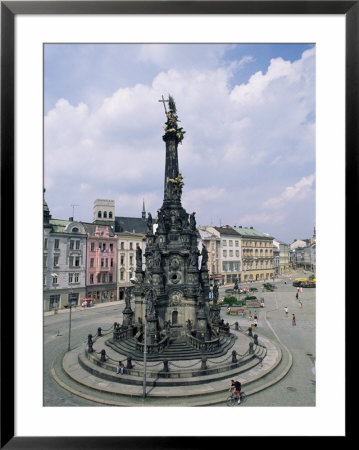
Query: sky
44 43 315 244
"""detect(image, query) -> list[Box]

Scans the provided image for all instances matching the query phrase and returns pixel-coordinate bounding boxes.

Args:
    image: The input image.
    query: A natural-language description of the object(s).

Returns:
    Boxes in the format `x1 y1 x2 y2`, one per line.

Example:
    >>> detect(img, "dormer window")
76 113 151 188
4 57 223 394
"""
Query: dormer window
109 212 113 219
72 227 78 233
104 211 107 218
98 211 102 218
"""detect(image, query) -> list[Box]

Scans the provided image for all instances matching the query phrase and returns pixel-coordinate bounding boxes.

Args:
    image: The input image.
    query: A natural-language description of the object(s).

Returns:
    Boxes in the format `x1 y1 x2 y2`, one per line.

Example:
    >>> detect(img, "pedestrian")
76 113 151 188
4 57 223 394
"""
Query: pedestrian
298 300 302 308
297 287 300 293
257 356 263 367
248 311 252 322
254 318 258 328
296 292 299 300
292 314 296 326
116 361 124 374
284 306 288 317
300 287 303 293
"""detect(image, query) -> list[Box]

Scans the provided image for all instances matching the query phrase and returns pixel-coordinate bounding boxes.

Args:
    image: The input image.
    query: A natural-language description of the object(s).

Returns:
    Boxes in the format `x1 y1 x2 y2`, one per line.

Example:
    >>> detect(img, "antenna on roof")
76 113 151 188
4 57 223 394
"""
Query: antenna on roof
70 204 79 220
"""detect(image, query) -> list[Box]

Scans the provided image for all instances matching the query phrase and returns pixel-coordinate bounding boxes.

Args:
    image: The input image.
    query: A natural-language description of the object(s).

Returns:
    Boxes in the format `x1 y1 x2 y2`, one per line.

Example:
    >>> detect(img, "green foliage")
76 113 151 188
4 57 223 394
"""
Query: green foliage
309 274 316 281
244 295 258 301
263 283 276 290
223 296 245 307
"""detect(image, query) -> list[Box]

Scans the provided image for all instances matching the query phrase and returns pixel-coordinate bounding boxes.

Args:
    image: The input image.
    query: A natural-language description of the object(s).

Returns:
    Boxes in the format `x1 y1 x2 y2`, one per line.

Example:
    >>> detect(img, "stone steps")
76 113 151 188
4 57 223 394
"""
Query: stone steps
106 334 236 361
51 330 292 406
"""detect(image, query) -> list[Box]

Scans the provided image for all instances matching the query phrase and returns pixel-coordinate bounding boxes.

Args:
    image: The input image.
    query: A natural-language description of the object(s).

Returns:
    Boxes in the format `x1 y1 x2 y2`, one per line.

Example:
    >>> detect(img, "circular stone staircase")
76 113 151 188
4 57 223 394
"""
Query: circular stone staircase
51 326 293 406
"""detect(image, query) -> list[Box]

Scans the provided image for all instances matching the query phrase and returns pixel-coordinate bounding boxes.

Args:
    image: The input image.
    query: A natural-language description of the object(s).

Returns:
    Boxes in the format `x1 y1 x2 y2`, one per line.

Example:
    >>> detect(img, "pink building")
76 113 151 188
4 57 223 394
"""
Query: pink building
83 223 117 304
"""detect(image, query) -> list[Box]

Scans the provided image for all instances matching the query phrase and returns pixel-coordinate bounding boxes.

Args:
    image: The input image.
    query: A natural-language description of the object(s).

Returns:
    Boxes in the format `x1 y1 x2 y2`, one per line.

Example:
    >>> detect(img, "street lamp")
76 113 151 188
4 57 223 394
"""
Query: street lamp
67 290 74 351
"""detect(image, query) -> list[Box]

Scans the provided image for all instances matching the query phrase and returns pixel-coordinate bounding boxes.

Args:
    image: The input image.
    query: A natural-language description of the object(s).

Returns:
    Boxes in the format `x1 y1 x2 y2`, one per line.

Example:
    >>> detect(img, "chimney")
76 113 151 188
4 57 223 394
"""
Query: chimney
69 217 74 221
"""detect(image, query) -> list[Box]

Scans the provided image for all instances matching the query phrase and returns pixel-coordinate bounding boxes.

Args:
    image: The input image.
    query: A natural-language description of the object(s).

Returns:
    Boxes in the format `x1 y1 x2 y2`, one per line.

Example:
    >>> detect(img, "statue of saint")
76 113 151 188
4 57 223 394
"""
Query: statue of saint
136 246 142 271
189 248 200 267
125 288 132 309
201 244 208 268
153 247 161 268
189 212 196 230
147 212 153 232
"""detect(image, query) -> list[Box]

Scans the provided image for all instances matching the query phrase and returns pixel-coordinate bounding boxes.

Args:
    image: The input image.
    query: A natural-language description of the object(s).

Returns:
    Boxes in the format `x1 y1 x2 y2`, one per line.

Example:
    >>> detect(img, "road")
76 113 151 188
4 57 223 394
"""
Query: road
44 271 315 407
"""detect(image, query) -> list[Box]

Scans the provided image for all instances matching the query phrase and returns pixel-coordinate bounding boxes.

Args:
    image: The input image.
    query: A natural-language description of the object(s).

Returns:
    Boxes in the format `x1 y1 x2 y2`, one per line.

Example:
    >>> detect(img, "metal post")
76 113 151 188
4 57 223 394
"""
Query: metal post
68 291 73 351
68 302 72 351
143 313 147 399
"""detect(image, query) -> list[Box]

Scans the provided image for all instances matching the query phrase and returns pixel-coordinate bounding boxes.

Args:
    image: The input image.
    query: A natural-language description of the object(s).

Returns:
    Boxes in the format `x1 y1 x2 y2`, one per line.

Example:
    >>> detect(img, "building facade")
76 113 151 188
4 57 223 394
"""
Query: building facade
83 223 117 304
212 226 241 285
43 196 87 311
116 231 146 300
233 226 275 282
198 227 222 284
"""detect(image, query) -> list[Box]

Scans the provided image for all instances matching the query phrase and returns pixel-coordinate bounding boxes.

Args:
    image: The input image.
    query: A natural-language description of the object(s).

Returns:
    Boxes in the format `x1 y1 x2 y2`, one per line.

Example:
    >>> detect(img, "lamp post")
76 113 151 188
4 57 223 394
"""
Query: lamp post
68 290 73 351
143 308 148 399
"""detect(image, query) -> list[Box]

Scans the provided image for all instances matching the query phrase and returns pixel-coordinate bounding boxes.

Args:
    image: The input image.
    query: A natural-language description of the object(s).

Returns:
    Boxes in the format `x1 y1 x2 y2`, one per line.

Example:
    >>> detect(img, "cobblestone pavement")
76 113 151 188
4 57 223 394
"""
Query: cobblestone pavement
44 271 315 407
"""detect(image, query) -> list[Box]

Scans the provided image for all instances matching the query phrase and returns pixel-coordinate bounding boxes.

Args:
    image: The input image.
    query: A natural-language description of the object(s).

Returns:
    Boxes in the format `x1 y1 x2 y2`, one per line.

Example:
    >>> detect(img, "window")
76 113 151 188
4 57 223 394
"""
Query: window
54 239 59 249
130 255 133 265
235 241 239 247
69 273 73 283
44 238 48 249
49 295 60 309
229 250 233 257
223 240 227 246
74 273 79 283
109 274 113 283
53 255 59 267
70 240 74 249
90 242 95 251
52 275 58 285
90 274 94 284
98 211 102 218
120 270 124 281
90 258 94 268
104 211 107 218
236 250 239 257
109 212 113 219
130 243 133 250
103 243 106 250
110 243 113 252
120 255 124 265
75 256 80 266
229 240 233 246
97 274 101 283
110 258 113 267
101 258 104 267
105 259 108 268
72 227 78 233
121 242 124 249
43 254 47 267
223 250 227 257
76 240 80 249
102 274 106 283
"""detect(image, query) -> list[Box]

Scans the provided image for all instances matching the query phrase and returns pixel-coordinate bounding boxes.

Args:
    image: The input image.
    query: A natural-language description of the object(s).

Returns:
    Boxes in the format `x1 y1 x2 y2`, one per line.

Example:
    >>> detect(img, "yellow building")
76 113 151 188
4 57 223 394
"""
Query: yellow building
233 226 275 282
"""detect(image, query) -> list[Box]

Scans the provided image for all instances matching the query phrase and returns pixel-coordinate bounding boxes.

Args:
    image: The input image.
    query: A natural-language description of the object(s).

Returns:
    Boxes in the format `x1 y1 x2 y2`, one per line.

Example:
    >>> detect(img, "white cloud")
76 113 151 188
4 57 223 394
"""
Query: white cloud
264 174 315 209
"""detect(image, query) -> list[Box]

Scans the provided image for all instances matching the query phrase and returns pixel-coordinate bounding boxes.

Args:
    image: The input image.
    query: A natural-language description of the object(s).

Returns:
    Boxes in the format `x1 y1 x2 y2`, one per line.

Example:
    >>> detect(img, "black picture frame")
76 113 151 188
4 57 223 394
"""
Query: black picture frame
1 1 354 447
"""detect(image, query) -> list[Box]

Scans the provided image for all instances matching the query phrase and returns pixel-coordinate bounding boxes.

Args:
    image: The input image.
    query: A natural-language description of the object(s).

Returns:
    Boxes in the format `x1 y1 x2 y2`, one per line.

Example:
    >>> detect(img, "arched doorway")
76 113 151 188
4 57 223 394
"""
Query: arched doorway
172 310 178 325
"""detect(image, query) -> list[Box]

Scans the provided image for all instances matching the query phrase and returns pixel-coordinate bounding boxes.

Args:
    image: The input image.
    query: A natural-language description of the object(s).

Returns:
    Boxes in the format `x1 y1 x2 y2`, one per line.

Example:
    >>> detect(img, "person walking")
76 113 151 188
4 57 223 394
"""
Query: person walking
296 292 299 300
284 306 288 317
292 314 296 326
298 300 302 308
